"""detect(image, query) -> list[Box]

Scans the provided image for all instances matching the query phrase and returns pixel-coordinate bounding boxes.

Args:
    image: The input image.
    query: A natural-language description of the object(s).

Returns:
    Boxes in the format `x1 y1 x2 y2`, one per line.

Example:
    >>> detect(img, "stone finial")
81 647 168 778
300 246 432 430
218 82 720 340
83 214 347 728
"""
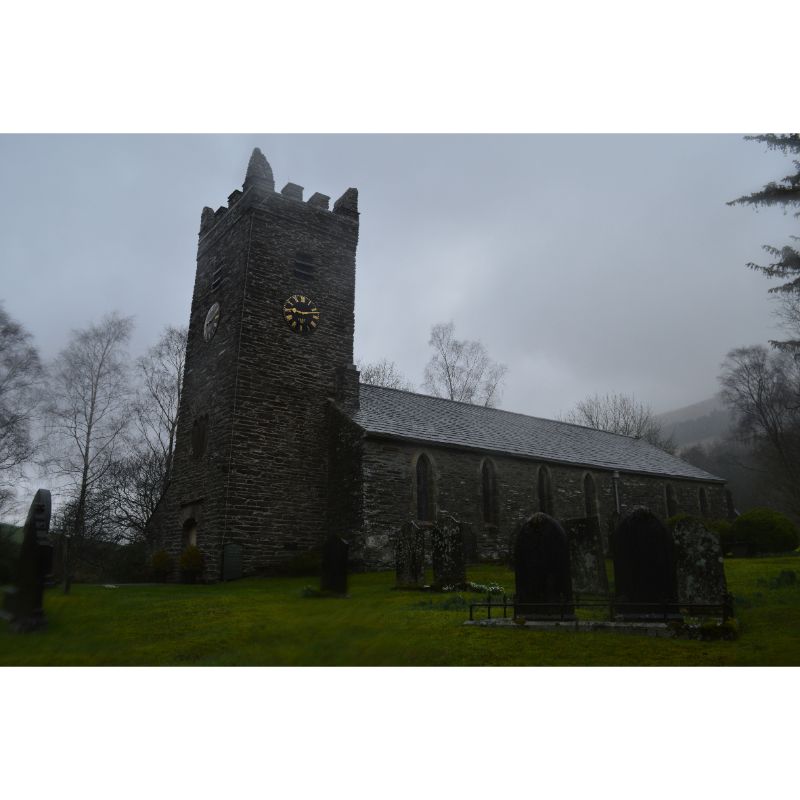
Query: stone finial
200 206 215 235
333 187 359 218
243 147 275 193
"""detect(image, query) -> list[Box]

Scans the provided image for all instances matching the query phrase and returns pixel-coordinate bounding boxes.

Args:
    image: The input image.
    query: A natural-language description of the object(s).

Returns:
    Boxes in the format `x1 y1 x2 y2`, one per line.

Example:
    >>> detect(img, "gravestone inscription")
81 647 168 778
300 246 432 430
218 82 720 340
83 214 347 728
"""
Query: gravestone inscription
672 518 728 607
321 535 349 595
562 515 609 596
395 521 425 589
514 512 574 618
613 507 677 619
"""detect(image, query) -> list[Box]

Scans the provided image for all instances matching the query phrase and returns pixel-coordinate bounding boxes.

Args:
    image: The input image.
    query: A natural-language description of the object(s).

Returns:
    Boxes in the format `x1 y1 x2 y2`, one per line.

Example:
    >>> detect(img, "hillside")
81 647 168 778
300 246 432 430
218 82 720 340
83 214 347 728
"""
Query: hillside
656 395 733 449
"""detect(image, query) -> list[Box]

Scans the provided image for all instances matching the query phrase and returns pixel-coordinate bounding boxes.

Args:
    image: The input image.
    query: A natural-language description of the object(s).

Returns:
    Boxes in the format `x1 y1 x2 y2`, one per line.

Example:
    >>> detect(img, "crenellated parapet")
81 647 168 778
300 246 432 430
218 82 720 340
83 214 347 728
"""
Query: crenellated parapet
198 147 359 243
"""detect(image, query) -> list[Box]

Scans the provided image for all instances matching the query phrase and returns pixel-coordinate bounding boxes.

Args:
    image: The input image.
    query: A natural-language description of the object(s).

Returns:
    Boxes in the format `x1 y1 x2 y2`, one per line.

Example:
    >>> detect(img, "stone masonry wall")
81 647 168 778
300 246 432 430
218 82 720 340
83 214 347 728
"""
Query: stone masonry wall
149 169 359 579
357 436 727 570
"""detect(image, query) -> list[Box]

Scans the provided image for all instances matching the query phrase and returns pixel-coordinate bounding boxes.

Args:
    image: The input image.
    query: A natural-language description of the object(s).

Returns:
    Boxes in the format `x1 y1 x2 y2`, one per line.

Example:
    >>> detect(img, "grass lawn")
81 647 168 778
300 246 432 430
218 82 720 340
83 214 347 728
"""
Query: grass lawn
2 557 799 666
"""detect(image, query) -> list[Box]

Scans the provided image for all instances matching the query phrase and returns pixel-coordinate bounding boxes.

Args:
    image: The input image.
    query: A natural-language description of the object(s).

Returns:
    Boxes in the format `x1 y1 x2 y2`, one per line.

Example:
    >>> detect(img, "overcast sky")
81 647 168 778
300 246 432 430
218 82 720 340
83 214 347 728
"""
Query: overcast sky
1 134 795 418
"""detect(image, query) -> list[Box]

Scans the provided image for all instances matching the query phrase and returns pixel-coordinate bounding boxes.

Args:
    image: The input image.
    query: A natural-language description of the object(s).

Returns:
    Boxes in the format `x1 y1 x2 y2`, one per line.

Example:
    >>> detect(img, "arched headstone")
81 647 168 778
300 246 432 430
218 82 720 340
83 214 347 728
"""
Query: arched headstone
514 513 574 618
395 521 425 588
613 508 677 618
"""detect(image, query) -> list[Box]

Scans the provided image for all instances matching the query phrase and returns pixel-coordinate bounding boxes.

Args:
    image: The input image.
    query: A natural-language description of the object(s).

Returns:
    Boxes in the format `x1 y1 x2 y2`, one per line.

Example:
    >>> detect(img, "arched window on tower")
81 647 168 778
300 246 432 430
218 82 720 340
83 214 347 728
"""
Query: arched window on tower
416 454 433 522
481 459 498 525
584 473 598 518
665 484 677 517
699 487 709 516
537 465 553 515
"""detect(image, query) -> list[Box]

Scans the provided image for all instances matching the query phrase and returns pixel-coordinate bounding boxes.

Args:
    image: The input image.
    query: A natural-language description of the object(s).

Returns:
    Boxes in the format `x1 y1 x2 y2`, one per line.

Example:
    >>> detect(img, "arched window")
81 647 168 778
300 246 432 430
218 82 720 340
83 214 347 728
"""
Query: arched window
699 487 709 516
584 473 598 517
481 459 498 525
665 484 677 517
182 518 198 548
725 489 736 519
416 454 433 522
537 465 553 515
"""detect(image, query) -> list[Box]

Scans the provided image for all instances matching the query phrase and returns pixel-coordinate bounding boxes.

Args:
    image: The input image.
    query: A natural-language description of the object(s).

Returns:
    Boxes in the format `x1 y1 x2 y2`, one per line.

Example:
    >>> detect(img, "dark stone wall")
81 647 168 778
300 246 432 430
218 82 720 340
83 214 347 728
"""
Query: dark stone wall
357 436 727 570
149 178 359 578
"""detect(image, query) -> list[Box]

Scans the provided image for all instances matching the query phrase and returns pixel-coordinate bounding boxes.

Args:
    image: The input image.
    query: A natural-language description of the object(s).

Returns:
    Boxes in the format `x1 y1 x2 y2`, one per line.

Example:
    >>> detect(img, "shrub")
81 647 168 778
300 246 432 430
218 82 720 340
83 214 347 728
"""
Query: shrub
180 545 205 583
706 519 734 552
731 508 799 555
151 549 174 581
666 513 698 530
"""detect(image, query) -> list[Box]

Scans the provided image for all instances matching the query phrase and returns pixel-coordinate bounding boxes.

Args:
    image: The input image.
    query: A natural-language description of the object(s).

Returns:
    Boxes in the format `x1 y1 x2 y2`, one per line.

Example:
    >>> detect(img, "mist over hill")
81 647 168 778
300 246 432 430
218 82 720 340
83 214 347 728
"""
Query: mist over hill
656 395 733 449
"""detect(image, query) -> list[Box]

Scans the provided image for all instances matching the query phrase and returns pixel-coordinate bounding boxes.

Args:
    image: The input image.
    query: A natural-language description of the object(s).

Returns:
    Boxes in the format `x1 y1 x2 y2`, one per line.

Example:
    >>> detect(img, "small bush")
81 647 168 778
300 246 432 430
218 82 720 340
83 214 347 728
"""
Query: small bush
151 549 174 581
180 545 205 583
666 513 699 530
706 518 733 550
730 508 799 555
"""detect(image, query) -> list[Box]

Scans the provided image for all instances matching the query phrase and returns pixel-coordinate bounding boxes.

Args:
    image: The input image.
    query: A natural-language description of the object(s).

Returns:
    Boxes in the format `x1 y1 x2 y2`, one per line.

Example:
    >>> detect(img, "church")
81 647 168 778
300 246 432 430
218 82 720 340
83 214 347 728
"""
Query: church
148 149 727 578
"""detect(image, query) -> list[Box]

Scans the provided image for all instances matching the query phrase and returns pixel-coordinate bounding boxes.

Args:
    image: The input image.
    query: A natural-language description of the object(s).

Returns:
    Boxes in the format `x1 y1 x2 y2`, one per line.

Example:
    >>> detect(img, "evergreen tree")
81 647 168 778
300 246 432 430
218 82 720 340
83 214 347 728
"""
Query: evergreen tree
728 134 800 351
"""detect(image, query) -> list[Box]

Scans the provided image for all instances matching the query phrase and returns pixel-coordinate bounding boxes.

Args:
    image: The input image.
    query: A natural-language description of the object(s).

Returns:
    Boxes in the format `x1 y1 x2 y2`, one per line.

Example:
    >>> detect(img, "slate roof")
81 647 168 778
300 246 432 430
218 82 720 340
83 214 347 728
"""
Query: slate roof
352 384 724 483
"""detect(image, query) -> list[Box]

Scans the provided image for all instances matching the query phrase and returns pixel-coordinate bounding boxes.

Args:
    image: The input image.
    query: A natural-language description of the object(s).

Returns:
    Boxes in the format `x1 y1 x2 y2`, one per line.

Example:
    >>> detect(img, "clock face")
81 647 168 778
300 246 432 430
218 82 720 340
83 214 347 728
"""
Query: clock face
283 294 320 334
204 302 220 342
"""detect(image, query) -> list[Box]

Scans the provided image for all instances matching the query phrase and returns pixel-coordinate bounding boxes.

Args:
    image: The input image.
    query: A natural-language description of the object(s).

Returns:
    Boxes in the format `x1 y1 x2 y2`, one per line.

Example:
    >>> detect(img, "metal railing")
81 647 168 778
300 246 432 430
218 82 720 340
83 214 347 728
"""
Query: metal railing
468 593 734 622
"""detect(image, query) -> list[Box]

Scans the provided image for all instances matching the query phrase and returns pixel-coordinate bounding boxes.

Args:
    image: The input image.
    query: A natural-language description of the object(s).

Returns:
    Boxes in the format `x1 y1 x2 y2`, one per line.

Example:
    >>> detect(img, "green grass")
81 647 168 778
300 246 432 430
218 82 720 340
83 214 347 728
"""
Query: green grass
1 558 799 665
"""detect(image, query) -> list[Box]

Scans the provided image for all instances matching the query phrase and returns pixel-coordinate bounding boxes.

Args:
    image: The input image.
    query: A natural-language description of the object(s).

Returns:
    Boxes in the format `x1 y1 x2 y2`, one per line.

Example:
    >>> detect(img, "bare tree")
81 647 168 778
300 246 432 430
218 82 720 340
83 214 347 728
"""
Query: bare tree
357 358 414 391
134 325 187 490
0 302 42 517
719 345 800 513
43 312 134 593
560 392 676 453
422 322 507 407
96 448 167 544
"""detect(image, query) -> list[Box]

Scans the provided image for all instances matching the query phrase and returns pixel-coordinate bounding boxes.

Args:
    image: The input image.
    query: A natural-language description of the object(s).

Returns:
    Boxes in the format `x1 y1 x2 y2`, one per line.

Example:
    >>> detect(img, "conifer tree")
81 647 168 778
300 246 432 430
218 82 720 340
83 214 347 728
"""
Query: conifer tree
728 134 800 351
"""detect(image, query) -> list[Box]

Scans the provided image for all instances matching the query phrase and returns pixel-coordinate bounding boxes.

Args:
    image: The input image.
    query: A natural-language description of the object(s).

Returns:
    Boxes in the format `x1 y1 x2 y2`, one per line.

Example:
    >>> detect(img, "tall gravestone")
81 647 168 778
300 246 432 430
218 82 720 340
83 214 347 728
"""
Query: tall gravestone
672 518 728 608
395 521 426 589
460 521 477 564
320 535 349 595
562 515 609 596
613 508 677 619
432 514 466 589
514 513 574 618
5 489 53 633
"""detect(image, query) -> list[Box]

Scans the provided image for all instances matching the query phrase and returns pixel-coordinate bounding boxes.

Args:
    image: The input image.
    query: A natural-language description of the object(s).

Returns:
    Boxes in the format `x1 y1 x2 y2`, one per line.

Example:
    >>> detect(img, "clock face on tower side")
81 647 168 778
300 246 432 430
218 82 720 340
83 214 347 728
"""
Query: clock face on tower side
283 294 320 334
204 302 220 342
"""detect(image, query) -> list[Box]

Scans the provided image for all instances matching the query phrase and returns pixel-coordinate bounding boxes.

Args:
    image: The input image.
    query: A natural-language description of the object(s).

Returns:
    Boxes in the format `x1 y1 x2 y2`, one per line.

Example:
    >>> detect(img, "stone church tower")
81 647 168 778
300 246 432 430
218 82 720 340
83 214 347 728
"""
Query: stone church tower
149 149 360 578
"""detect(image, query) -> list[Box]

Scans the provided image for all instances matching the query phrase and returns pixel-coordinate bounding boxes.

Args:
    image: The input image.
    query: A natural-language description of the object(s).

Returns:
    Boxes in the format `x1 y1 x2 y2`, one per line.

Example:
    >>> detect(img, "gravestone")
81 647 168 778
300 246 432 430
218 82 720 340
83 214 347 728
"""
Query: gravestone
562 515 609 596
672 518 728 607
395 521 425 589
5 489 53 633
460 521 478 563
613 507 677 619
432 514 466 589
514 512 574 618
320 535 349 595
